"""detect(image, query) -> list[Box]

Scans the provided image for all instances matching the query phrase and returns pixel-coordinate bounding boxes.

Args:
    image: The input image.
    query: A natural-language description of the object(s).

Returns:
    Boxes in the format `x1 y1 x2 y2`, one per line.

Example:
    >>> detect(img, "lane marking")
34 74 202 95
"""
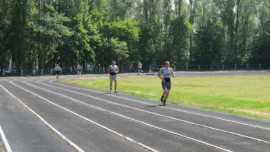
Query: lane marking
10 81 158 152
22 81 233 152
0 125 12 152
51 81 270 131
0 84 85 152
109 95 270 132
34 81 270 144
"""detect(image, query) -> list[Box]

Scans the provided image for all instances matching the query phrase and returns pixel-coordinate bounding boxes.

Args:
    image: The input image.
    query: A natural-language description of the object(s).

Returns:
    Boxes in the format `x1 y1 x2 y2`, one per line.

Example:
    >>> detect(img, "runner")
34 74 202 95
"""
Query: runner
54 64 62 81
77 63 82 78
107 61 119 93
138 61 144 75
158 61 176 105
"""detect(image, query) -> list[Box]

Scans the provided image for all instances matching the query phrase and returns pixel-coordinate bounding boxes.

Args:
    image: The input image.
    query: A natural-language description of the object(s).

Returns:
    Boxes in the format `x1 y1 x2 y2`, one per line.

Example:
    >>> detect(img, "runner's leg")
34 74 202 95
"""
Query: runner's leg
110 77 113 92
114 79 117 93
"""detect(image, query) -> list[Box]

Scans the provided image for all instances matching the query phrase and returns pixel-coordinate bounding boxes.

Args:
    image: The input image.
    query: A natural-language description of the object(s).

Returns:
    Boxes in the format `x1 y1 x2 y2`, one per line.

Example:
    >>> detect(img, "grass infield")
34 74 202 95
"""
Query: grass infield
64 75 270 120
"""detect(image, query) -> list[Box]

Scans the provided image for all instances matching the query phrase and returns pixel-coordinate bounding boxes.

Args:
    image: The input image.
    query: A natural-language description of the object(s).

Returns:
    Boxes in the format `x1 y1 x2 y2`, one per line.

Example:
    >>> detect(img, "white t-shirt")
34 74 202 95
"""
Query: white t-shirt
77 65 81 70
55 66 61 71
138 63 142 68
163 67 172 78
110 65 118 72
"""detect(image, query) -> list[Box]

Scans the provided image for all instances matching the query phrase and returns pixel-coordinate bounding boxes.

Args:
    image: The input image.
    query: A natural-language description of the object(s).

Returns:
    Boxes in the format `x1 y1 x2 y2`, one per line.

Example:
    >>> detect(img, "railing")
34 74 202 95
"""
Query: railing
0 63 269 77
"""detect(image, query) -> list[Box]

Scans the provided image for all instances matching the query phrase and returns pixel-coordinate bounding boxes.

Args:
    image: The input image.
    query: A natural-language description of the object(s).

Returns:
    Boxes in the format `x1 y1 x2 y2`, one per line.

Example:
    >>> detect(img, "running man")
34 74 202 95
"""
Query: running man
77 63 82 78
108 61 119 93
138 61 144 75
54 64 62 81
158 61 176 105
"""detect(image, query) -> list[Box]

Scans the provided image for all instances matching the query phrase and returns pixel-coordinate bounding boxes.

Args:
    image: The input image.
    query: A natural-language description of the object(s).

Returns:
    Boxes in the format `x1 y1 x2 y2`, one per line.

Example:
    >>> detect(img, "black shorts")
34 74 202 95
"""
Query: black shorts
77 69 81 72
55 71 60 75
162 81 171 90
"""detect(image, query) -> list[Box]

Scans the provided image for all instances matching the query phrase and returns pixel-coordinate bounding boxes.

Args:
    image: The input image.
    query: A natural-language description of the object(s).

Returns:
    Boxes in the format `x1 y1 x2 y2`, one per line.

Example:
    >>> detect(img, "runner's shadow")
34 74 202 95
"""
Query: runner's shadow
148 104 164 107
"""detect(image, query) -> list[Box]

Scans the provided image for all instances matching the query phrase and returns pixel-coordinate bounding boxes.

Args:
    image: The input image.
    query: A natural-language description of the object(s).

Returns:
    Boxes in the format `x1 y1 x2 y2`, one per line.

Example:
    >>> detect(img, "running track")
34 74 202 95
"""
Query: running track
0 71 270 152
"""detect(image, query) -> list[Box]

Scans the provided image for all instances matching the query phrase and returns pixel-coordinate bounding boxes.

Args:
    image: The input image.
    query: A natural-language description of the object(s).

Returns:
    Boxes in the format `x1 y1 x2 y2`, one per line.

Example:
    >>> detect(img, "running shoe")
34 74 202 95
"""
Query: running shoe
160 96 164 102
110 90 112 93
114 90 117 93
163 100 167 106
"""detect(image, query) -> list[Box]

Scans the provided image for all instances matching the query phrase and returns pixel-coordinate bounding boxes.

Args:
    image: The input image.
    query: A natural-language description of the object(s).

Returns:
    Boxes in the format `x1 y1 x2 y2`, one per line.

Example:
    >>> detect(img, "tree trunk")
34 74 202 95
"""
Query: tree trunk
143 0 149 21
175 0 183 17
234 0 242 62
189 0 197 63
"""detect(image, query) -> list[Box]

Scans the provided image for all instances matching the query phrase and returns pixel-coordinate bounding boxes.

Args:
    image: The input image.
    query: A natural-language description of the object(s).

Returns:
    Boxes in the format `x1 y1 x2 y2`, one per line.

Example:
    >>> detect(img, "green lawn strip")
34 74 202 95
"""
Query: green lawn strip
64 75 270 120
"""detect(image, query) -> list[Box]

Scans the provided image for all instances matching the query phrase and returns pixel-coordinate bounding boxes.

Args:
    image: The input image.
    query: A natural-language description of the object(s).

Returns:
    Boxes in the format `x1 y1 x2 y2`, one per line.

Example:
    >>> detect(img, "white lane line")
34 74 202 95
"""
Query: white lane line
23 81 233 152
0 84 85 152
0 125 12 152
109 95 270 132
35 81 270 144
52 81 270 131
10 81 158 152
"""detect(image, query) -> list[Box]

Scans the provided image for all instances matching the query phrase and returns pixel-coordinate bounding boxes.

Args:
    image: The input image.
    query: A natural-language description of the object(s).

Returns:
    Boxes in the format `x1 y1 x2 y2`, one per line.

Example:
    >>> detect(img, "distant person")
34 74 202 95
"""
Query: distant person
54 64 62 81
138 61 144 75
108 61 119 93
158 61 176 105
77 63 82 78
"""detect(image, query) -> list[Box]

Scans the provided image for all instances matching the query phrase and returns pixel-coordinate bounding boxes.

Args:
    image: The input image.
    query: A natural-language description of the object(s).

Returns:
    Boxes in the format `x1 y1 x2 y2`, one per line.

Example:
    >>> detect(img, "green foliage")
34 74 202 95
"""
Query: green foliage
250 35 270 65
98 19 140 65
0 0 13 68
138 22 161 65
1 0 270 70
193 20 224 65
168 16 192 64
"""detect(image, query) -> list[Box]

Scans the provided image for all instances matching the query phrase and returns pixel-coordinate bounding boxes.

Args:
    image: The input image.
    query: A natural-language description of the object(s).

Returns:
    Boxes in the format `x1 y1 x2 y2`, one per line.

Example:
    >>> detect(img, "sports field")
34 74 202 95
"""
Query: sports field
65 75 270 120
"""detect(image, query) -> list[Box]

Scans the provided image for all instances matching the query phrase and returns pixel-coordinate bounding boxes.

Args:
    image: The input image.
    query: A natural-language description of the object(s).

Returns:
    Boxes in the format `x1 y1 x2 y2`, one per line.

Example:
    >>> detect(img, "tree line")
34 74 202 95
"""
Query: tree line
0 0 269 71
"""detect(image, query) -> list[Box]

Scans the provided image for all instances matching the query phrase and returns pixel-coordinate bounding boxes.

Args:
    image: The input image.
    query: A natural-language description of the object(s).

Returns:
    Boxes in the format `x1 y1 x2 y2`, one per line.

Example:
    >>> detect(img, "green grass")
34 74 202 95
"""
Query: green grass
64 75 270 120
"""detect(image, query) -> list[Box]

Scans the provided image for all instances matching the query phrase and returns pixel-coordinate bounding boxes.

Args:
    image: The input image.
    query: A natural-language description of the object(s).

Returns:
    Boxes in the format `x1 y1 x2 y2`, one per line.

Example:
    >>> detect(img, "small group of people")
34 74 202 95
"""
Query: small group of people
53 63 83 80
55 60 175 106
107 60 175 106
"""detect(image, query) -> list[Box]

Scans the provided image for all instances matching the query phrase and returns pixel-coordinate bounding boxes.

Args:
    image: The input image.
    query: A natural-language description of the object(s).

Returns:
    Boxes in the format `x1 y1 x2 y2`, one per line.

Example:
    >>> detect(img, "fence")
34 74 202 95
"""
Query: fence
0 63 269 77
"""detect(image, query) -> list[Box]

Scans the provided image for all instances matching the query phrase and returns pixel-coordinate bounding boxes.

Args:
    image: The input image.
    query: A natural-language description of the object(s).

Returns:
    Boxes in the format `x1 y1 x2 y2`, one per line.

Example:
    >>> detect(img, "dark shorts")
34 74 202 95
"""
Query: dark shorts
77 69 81 72
162 81 171 90
138 68 142 70
55 71 60 75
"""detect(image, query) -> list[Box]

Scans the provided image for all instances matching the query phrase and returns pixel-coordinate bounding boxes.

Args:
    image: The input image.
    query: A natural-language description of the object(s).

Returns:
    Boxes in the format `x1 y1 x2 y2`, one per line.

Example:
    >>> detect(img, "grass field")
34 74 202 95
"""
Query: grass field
64 75 270 120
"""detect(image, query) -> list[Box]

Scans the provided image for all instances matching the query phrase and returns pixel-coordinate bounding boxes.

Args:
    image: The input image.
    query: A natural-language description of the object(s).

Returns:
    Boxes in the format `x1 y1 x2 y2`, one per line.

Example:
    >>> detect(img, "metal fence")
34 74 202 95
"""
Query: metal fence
0 63 269 77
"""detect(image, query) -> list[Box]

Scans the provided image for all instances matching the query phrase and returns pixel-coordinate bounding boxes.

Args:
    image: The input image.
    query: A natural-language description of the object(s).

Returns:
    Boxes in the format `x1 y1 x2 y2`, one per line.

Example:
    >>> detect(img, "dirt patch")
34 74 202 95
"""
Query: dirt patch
229 108 270 117
0 140 5 152
124 90 142 94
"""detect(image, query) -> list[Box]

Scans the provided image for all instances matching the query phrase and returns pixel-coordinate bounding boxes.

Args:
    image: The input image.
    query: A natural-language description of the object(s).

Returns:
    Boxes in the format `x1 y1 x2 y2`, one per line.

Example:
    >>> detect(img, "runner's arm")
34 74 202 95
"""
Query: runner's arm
158 68 164 81
171 68 176 77
116 66 119 73
107 66 111 73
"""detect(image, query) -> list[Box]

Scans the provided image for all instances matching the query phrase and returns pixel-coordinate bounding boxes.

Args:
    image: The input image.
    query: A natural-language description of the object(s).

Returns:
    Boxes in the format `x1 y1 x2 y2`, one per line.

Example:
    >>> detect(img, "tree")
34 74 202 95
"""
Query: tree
188 0 198 63
214 0 235 63
8 0 32 71
193 21 224 65
0 0 13 69
162 0 172 61
29 3 73 68
249 0 270 66
174 0 184 17
138 22 161 65
169 15 192 64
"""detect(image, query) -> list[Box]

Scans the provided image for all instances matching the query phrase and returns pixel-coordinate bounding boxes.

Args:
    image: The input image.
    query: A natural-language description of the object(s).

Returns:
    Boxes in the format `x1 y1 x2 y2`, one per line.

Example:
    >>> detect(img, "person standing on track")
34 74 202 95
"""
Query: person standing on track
158 61 176 105
54 64 62 81
138 61 144 75
108 61 119 93
77 63 82 78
